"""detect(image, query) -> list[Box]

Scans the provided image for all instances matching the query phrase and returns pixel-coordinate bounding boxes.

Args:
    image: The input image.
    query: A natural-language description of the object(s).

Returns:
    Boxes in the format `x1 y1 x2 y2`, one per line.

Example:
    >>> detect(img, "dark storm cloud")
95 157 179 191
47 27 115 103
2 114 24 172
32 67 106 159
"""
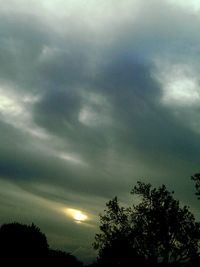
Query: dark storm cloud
1 0 200 262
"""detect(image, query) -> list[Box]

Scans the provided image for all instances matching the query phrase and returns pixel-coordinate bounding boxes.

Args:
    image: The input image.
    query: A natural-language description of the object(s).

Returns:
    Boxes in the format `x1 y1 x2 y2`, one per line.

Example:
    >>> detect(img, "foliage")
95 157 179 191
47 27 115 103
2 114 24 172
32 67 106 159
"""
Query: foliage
94 182 200 266
93 196 144 266
191 173 200 199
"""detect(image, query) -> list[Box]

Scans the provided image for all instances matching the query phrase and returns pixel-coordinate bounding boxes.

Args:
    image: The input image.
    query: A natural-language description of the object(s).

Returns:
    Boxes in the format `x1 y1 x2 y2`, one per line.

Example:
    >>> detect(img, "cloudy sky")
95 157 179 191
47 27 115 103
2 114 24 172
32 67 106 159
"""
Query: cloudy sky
0 0 200 263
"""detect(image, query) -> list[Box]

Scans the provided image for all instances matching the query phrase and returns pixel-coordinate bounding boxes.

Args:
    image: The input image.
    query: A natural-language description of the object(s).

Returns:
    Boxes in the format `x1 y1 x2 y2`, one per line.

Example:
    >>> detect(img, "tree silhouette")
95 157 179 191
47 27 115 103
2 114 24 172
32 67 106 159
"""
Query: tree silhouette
0 222 49 265
93 196 145 267
131 182 200 266
48 249 83 266
94 182 200 266
191 173 200 199
0 222 83 266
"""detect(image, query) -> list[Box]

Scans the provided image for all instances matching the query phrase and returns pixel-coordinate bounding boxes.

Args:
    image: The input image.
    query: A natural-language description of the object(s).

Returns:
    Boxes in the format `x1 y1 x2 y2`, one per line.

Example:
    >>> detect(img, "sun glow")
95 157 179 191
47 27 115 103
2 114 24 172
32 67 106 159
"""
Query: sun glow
65 208 88 222
73 211 87 222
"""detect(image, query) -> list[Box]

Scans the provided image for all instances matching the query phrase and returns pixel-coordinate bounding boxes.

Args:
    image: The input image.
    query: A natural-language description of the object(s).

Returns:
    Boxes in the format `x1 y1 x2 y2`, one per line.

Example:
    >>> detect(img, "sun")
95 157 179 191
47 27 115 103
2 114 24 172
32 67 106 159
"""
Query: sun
64 208 88 222
73 211 87 222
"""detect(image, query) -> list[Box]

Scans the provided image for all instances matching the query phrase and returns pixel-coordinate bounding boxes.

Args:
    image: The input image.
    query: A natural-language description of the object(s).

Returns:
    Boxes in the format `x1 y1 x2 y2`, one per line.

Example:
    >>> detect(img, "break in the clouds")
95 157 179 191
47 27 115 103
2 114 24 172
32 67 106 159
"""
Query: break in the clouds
0 0 200 263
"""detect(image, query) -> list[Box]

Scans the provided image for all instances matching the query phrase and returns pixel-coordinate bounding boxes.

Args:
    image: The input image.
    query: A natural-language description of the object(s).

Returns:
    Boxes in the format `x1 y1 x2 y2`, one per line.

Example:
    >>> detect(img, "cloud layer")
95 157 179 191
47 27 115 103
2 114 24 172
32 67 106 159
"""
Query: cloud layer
0 0 200 262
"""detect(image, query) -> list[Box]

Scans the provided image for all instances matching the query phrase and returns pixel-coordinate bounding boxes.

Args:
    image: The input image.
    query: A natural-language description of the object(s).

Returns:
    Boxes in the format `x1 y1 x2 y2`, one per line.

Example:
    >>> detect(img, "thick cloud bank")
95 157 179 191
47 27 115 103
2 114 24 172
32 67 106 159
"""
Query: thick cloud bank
0 0 200 262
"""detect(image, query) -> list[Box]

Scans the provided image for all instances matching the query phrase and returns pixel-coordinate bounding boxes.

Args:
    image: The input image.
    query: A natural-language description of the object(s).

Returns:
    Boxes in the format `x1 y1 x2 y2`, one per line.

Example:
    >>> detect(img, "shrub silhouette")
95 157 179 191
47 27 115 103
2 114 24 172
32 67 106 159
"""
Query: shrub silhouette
94 182 200 266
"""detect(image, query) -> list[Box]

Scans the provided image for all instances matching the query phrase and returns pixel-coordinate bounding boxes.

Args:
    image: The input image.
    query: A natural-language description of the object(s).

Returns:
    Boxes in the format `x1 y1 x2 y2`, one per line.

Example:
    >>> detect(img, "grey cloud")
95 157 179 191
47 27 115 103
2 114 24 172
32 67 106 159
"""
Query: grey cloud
34 89 81 133
0 0 200 263
0 15 48 87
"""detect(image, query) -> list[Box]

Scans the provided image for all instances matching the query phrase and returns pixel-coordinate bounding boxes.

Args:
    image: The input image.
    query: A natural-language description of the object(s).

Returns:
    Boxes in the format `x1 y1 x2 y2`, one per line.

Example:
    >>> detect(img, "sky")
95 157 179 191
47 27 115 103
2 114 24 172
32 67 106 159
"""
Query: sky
0 0 200 263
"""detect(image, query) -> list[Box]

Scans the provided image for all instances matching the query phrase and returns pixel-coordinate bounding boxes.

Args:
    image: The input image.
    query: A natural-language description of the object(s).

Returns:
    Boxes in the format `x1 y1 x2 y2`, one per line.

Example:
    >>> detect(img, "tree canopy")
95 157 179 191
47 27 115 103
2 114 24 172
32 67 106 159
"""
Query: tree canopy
0 222 82 266
191 173 200 199
94 182 200 266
